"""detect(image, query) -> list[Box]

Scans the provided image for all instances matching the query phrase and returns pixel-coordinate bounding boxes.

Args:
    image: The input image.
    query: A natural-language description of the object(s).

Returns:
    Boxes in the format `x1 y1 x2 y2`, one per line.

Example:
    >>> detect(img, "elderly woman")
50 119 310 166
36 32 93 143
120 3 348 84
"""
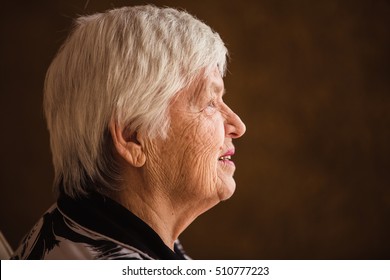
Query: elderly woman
11 5 245 260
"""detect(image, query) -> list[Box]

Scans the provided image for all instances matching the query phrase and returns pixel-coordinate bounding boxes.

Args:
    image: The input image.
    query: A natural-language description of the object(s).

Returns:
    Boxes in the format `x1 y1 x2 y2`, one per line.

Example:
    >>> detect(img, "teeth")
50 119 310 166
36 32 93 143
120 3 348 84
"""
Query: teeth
219 155 231 160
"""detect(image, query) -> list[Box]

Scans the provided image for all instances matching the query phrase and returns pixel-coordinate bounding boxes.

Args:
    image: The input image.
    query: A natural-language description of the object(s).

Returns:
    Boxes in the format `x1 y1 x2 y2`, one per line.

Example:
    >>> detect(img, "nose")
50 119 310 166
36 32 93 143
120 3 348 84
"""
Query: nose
224 106 246 139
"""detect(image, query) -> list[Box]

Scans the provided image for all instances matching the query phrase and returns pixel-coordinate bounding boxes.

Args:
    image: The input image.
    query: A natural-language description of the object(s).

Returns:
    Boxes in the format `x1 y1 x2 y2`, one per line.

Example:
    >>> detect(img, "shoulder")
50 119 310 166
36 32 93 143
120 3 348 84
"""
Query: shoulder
11 203 154 260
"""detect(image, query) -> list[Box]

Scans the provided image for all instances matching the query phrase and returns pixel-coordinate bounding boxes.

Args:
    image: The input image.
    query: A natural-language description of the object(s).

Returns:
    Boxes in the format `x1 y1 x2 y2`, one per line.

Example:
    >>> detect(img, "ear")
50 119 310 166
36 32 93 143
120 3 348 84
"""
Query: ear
109 121 146 168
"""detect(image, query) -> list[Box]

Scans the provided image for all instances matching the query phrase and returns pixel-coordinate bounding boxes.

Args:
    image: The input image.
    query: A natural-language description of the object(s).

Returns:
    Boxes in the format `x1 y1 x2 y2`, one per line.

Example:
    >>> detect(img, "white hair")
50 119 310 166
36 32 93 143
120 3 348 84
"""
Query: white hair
43 5 228 198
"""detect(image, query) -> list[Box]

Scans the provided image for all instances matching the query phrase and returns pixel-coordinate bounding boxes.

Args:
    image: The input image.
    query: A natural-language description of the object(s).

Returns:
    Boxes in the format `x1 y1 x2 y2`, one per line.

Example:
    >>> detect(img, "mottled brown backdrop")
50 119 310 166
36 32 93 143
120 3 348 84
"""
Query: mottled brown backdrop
1 0 389 259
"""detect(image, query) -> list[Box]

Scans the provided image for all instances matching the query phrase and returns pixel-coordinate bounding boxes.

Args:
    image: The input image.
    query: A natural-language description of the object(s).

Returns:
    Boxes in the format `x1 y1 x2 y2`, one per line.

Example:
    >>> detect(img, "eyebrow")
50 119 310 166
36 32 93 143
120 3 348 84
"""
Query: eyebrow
189 79 225 106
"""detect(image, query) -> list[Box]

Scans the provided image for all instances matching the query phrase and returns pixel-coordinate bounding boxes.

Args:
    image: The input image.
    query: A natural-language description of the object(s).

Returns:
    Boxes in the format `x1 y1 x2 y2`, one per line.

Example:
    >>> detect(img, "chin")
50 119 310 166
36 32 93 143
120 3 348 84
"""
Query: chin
217 180 236 201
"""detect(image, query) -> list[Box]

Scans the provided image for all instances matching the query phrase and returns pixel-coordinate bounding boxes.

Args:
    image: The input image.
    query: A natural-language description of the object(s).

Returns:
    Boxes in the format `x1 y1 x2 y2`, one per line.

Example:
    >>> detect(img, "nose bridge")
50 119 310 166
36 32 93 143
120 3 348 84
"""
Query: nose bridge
224 104 246 138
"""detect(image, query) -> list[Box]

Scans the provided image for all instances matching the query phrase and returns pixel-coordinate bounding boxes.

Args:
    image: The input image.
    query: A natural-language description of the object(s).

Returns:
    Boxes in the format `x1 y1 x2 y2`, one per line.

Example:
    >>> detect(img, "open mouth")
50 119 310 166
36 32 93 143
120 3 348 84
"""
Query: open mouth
218 149 235 163
218 152 235 168
218 155 232 161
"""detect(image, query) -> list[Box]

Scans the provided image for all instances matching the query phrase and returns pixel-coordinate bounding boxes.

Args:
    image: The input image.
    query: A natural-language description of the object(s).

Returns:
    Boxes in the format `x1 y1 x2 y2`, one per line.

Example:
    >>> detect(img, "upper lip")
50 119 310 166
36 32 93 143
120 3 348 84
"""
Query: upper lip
219 148 235 159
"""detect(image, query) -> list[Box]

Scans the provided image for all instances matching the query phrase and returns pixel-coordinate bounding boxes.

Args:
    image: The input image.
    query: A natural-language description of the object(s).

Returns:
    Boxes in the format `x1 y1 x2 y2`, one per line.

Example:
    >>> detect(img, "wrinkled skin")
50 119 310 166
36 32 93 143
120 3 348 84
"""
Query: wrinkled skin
143 67 246 216
113 66 247 248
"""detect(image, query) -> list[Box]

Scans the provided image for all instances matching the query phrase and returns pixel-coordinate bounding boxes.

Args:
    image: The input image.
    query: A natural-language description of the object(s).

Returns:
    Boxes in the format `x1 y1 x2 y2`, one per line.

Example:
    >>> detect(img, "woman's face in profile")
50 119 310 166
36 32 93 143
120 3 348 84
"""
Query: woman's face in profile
144 67 246 211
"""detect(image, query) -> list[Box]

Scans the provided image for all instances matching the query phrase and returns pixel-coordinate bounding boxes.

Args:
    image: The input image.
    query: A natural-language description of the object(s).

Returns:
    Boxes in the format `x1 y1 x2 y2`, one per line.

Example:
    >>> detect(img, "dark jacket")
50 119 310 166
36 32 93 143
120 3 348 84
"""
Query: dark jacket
11 193 189 260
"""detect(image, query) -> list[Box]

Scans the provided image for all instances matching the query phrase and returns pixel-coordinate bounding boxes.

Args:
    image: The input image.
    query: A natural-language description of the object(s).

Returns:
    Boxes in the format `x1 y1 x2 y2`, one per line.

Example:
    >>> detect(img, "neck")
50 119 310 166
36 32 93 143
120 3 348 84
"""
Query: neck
112 173 199 250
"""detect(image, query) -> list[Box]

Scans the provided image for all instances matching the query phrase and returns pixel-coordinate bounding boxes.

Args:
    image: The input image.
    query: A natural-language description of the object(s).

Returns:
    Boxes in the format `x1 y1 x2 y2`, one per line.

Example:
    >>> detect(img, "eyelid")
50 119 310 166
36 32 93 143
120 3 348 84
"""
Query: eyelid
208 99 216 107
201 98 218 115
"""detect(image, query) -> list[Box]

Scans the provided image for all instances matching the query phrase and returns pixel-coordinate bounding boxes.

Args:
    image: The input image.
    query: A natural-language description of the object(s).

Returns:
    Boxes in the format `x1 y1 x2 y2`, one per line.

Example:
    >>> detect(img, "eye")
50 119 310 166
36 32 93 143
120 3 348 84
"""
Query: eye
208 99 216 108
203 99 217 115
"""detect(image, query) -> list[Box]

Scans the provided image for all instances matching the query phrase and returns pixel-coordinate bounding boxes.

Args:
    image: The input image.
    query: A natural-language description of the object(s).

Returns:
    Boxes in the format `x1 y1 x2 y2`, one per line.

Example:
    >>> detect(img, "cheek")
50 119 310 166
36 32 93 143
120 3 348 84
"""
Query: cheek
171 123 220 187
181 117 222 155
187 123 224 190
161 114 226 196
193 121 222 164
180 127 218 171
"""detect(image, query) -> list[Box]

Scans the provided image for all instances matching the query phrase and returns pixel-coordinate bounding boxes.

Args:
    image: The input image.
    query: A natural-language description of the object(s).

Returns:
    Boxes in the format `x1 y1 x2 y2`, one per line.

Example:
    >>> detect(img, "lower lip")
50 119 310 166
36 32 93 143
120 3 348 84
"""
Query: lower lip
218 159 235 167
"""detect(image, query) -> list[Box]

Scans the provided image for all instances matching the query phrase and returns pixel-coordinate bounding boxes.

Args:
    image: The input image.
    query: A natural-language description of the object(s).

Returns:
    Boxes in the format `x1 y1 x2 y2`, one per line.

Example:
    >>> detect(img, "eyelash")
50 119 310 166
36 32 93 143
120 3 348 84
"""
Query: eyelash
207 99 216 108
202 99 218 115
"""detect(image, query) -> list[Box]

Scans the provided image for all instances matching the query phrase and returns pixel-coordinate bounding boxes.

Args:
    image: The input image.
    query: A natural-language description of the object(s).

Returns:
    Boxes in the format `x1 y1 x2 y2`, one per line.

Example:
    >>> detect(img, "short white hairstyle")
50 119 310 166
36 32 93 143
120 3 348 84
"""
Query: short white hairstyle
44 5 228 198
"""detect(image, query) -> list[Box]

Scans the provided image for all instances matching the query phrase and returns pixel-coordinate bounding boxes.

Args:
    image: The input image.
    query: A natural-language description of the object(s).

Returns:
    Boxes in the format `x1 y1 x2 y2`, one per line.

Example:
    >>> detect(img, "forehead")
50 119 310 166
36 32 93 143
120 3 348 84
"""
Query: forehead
169 67 225 109
191 68 225 100
206 67 225 91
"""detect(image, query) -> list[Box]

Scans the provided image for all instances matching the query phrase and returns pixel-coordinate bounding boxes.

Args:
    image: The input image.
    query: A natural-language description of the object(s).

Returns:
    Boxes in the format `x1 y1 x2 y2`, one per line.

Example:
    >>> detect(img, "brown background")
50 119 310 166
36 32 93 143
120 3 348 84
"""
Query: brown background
1 0 389 259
